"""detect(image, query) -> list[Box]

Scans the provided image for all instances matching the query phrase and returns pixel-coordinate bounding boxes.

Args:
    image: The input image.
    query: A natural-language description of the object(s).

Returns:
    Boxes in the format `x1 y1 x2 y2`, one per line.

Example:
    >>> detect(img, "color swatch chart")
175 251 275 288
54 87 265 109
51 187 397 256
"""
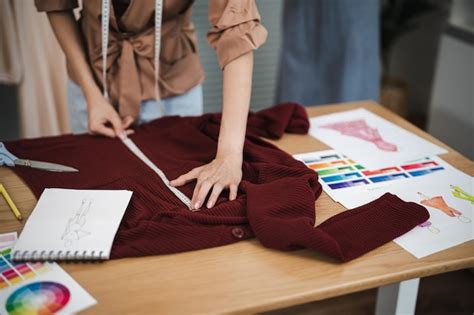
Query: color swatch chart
0 248 49 290
294 150 446 192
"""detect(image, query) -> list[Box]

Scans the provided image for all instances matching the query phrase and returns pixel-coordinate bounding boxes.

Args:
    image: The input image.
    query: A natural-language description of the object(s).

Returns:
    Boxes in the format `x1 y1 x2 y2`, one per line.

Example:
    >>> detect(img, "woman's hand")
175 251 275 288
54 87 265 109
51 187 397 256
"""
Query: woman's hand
46 11 133 138
170 153 242 210
87 93 134 138
169 51 254 210
170 51 254 210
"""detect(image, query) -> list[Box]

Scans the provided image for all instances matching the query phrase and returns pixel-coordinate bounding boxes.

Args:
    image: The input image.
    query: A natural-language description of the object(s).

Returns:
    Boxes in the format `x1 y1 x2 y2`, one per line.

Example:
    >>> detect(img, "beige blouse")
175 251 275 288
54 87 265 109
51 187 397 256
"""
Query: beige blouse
35 0 268 119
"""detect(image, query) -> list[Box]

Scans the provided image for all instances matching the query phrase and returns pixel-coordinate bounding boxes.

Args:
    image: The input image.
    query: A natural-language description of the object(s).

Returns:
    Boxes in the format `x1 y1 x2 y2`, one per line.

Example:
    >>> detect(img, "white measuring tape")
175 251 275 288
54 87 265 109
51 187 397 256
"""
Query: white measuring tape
101 0 110 100
102 1 190 208
121 136 192 209
101 0 163 104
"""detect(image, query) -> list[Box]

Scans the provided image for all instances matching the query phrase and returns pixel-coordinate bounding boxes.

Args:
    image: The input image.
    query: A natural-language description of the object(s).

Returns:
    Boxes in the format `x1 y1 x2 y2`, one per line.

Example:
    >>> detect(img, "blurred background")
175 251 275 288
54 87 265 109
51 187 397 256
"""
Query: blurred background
0 0 473 162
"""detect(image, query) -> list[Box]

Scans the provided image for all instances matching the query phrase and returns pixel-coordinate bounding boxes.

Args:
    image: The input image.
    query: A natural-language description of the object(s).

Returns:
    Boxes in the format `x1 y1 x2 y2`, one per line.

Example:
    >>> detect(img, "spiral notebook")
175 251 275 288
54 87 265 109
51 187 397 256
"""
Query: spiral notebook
12 188 133 261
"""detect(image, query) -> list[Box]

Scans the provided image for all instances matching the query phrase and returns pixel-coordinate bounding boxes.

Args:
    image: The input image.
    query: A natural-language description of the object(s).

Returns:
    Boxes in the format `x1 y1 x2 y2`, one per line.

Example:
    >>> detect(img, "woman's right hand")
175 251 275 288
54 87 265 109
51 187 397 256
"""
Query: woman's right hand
86 93 135 138
46 11 133 139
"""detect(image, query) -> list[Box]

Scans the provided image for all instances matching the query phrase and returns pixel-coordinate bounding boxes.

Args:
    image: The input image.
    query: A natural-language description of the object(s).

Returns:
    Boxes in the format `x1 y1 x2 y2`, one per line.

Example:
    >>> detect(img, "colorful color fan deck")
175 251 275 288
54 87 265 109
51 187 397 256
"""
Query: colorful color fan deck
0 245 97 314
0 248 49 290
5 281 70 315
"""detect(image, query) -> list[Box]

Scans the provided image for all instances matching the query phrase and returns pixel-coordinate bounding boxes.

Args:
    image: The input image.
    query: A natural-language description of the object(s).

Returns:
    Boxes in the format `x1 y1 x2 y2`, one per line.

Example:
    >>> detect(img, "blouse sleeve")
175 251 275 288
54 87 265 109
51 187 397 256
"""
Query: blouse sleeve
207 0 268 69
34 0 78 12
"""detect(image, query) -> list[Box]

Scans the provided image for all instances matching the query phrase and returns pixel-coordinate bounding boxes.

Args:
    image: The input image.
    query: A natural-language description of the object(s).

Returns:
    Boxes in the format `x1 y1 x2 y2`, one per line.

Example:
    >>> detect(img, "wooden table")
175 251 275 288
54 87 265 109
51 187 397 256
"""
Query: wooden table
1 101 473 314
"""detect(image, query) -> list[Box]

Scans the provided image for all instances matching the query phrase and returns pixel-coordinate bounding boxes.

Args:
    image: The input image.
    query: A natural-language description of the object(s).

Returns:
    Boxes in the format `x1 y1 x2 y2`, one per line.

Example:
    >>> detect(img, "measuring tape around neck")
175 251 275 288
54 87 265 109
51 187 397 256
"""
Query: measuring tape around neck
101 0 163 103
101 0 110 99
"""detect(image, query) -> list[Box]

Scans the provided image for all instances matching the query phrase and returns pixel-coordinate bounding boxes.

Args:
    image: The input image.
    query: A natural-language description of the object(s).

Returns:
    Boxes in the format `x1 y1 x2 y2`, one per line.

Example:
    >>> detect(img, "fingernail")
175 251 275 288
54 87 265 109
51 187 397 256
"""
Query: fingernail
207 200 214 208
194 201 201 209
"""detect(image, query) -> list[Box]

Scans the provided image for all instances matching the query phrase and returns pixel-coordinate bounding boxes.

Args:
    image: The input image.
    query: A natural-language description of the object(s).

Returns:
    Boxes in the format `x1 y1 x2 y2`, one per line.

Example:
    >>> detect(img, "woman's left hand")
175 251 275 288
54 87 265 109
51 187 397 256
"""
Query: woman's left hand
170 154 242 210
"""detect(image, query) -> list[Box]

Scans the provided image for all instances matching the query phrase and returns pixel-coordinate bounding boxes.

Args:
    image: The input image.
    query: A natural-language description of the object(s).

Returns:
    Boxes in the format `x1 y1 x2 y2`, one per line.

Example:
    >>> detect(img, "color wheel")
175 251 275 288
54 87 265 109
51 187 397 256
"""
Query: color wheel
5 281 70 315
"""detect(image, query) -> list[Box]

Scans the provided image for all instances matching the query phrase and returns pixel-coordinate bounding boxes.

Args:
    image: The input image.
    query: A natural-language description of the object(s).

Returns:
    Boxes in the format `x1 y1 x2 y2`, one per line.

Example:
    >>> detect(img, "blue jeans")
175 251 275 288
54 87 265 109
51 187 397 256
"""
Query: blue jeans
276 0 380 106
67 80 203 133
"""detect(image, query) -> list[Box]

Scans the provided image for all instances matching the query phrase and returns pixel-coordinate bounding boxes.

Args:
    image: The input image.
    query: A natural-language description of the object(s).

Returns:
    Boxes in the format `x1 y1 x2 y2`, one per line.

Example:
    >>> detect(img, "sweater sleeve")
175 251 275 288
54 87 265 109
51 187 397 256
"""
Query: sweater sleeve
246 172 430 262
246 103 310 139
180 103 310 142
34 0 78 12
207 0 268 69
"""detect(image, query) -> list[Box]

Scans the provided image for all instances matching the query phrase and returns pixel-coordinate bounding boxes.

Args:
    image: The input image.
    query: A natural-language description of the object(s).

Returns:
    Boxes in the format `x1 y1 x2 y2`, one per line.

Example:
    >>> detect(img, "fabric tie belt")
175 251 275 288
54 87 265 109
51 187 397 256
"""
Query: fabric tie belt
100 0 163 120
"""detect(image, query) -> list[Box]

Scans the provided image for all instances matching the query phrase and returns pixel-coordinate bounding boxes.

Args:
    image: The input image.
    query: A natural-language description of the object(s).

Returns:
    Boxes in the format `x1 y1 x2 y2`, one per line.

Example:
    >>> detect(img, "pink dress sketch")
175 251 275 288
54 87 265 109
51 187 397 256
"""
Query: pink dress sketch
320 119 398 152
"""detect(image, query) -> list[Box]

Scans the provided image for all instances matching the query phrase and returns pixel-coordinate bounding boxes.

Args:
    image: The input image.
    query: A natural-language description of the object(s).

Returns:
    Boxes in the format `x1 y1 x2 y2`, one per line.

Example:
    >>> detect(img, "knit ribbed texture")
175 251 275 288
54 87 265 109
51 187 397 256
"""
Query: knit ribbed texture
5 103 429 261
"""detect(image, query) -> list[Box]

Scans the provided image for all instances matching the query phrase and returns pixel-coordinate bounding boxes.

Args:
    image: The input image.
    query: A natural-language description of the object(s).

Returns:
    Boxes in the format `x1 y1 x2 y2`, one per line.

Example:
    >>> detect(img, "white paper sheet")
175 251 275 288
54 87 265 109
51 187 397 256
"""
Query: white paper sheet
294 150 473 258
334 168 473 258
309 108 447 169
13 189 132 260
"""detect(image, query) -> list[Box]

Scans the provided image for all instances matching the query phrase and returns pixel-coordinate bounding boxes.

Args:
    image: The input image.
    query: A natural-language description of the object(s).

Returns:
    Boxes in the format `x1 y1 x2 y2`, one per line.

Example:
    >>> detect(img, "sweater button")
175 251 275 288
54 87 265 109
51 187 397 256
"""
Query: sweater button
231 227 245 239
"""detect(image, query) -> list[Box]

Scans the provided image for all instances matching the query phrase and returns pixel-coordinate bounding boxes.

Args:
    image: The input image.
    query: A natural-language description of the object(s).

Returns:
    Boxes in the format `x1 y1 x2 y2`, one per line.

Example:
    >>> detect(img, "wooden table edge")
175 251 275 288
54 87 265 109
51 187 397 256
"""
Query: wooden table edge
229 256 474 314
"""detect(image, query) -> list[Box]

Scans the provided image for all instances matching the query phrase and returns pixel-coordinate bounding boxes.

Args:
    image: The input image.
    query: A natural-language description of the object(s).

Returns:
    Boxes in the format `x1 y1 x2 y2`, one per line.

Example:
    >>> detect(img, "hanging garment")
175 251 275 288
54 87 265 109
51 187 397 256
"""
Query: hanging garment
276 0 380 106
4 104 428 262
0 0 70 137
0 0 22 85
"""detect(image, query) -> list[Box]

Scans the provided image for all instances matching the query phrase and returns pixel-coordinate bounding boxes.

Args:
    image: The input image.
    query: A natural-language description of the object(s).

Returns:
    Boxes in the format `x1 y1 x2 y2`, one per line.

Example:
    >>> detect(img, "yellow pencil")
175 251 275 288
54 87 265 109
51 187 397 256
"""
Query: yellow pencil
0 184 22 221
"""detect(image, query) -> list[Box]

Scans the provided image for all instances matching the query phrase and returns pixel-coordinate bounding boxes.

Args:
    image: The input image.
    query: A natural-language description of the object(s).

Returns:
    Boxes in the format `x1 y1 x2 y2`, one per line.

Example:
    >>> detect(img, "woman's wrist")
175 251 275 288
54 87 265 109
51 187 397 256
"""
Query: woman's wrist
82 83 104 108
216 111 246 160
216 141 243 160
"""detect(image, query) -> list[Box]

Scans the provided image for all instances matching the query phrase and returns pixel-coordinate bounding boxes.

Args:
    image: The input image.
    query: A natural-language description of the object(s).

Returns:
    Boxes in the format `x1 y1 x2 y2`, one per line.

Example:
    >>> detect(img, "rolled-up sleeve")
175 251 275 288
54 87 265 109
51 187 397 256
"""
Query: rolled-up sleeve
207 0 268 69
34 0 78 12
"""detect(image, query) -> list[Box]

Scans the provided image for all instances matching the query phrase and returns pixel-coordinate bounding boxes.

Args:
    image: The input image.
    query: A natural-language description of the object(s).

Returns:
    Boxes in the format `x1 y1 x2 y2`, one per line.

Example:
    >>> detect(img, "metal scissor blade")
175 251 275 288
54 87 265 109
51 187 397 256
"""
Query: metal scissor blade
15 159 79 172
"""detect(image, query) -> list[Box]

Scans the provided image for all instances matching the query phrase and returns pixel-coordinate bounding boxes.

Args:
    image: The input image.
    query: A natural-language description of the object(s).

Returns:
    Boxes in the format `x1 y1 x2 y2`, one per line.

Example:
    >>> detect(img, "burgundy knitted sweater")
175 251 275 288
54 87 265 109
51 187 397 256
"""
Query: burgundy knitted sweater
5 104 429 262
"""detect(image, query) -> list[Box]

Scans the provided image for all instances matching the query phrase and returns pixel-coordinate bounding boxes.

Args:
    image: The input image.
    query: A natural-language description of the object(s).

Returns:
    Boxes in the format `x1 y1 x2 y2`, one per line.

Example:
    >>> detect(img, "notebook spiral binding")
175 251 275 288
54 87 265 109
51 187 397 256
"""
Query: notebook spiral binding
12 250 105 261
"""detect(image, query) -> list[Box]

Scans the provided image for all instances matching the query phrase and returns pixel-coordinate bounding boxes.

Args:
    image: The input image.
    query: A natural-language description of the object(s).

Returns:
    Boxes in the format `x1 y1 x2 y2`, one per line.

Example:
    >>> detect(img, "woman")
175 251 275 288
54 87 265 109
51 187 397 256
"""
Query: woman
35 0 267 210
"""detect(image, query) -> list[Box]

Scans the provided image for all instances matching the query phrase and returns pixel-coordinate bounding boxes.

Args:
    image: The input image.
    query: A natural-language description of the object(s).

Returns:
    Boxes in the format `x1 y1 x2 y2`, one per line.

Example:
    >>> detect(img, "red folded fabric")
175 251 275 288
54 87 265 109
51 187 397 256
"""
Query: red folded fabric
5 103 429 261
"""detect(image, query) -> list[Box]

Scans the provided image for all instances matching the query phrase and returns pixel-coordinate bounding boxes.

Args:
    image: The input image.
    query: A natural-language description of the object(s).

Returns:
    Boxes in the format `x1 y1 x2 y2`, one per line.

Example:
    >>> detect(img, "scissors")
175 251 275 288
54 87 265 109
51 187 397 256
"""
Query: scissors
0 142 78 172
